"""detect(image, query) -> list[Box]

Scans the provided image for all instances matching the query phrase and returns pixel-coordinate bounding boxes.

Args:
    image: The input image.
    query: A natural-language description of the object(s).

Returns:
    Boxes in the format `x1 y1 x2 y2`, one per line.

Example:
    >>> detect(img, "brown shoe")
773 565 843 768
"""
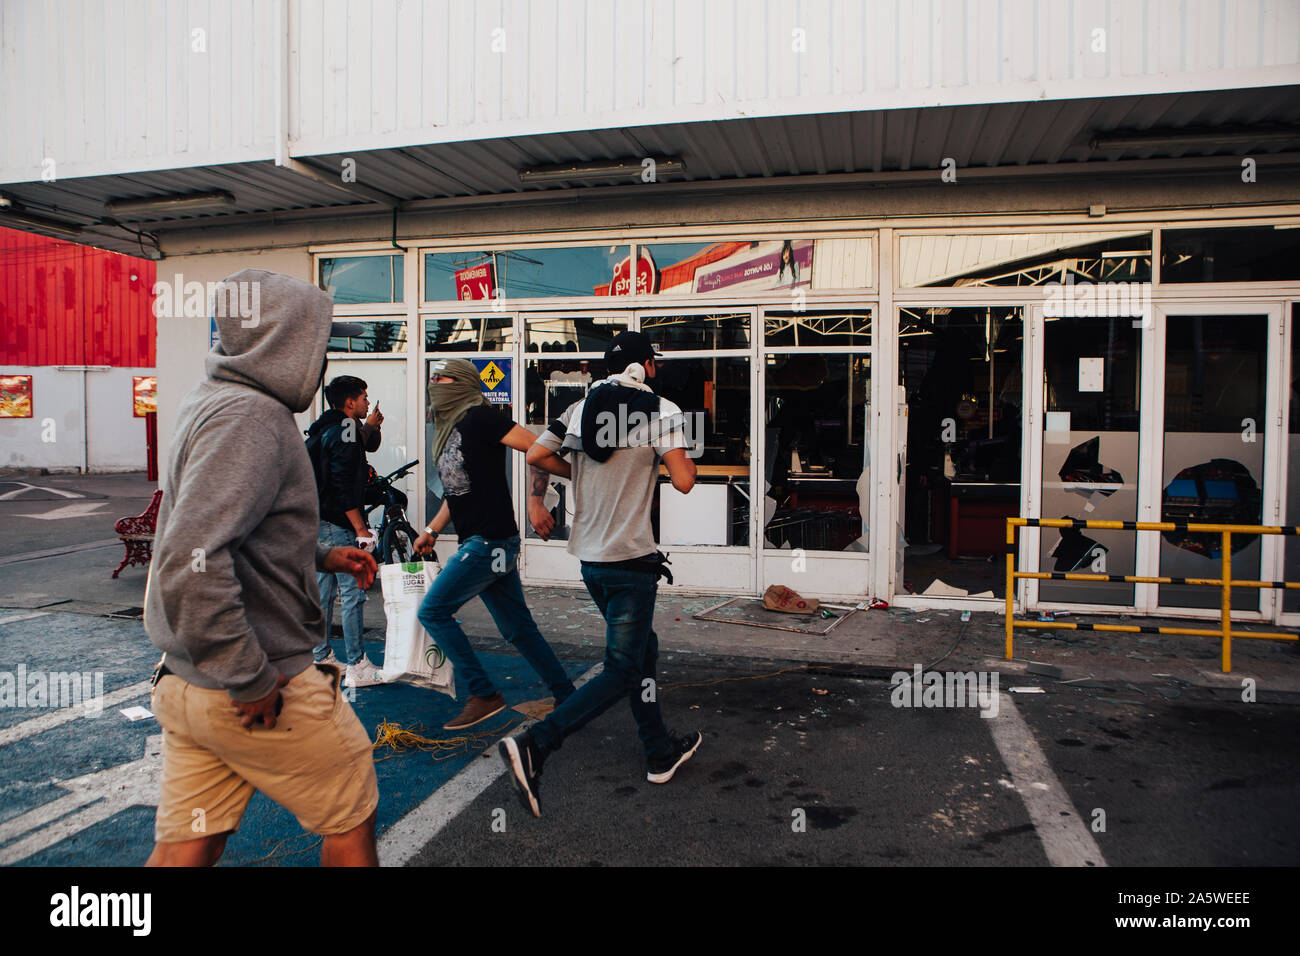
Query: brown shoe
444 693 506 731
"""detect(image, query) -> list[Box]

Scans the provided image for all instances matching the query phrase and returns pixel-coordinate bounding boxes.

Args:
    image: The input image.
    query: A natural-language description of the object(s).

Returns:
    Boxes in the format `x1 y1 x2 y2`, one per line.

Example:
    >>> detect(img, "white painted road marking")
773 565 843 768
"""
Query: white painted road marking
16 501 107 520
0 734 163 865
0 482 85 501
377 661 604 867
986 691 1107 867
0 611 51 627
0 679 153 746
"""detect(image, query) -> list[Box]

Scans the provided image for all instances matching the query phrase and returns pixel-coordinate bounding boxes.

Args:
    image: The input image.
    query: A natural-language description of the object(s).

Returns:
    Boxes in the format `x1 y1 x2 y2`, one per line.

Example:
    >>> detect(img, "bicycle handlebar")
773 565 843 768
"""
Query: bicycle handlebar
378 459 419 484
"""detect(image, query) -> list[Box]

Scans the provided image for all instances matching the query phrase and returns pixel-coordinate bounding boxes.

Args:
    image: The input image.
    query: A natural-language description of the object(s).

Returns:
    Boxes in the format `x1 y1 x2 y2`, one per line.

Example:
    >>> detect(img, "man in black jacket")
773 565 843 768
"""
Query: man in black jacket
306 375 384 688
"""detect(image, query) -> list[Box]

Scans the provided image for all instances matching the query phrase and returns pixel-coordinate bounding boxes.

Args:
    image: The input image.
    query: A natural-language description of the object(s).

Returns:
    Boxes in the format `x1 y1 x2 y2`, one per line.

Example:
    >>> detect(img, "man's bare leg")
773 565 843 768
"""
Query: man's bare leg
320 810 378 867
145 832 230 867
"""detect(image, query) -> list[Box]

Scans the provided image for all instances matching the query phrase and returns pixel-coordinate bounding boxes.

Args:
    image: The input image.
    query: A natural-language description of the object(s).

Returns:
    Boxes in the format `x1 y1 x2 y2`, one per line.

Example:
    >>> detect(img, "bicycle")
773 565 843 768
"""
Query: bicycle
363 459 421 565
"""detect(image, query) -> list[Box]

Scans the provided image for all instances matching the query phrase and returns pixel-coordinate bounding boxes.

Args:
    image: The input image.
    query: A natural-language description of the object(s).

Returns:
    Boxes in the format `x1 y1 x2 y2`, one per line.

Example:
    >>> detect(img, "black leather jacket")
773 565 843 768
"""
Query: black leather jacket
305 409 368 530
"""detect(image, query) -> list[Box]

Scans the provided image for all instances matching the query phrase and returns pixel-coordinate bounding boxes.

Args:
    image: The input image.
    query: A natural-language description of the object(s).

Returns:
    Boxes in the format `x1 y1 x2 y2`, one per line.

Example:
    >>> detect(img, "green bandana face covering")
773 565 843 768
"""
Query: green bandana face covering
428 358 490 463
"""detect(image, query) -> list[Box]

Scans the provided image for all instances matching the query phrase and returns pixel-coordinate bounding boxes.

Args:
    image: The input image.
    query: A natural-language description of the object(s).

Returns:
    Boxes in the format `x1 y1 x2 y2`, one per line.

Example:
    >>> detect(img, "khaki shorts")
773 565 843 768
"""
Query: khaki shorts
151 663 378 843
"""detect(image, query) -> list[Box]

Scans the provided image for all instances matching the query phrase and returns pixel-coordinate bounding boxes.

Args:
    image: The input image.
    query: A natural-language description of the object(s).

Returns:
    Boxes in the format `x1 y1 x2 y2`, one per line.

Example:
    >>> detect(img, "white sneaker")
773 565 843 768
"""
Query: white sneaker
316 650 342 669
345 655 383 689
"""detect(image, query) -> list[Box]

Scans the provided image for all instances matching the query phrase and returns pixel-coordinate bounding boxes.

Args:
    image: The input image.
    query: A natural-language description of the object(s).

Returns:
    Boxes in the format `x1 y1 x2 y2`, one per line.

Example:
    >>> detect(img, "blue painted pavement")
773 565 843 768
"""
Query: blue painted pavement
0 612 585 866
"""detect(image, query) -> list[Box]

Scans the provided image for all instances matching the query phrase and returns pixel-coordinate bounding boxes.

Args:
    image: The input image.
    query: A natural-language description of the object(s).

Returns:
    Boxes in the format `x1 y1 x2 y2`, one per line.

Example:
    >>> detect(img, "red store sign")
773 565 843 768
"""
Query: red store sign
454 262 497 301
611 249 659 296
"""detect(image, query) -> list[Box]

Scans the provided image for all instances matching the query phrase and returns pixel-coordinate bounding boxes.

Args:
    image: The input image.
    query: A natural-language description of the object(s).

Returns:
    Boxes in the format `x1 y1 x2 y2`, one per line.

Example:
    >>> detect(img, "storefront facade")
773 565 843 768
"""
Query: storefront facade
308 212 1300 626
6 1 1299 625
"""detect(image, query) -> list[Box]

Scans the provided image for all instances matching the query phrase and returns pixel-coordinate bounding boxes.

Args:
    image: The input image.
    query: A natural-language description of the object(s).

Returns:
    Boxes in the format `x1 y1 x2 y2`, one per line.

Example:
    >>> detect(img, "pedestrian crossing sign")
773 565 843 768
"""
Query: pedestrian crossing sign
479 361 505 390
470 358 511 405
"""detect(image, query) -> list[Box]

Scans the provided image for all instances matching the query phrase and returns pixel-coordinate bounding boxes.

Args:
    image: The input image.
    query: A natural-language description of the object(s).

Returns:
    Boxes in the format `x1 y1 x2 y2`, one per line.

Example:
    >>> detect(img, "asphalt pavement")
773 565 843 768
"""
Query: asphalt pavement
1 470 1297 868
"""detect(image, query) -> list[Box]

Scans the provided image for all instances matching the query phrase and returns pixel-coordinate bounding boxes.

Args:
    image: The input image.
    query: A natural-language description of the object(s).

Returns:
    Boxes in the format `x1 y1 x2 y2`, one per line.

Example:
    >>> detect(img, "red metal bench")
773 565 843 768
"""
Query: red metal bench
112 489 163 578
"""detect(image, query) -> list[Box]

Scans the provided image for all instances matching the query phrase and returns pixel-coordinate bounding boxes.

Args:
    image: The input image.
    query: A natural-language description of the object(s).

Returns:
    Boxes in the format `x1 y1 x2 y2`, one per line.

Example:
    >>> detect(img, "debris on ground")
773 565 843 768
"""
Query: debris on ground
762 584 820 615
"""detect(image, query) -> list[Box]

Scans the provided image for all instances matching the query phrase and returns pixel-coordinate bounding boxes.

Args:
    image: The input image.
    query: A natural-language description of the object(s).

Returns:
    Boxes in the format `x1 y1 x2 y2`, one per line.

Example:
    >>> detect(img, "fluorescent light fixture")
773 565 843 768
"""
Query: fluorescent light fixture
1090 126 1300 150
518 157 685 185
0 208 84 239
104 189 235 216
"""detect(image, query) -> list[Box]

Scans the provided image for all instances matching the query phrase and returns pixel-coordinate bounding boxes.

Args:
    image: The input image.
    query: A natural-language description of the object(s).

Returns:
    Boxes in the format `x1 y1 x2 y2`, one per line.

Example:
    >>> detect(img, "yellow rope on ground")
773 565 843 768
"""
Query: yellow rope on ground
243 832 323 865
371 667 846 759
371 716 525 762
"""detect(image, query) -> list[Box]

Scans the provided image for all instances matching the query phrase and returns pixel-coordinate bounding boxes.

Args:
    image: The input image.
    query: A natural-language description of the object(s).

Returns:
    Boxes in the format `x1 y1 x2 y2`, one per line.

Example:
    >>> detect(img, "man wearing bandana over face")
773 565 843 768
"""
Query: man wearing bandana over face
412 359 576 731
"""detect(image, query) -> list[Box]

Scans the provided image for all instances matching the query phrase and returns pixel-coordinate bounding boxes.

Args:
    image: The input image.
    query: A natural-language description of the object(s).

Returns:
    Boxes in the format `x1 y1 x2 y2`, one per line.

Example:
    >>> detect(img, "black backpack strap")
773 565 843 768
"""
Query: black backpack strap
305 423 343 490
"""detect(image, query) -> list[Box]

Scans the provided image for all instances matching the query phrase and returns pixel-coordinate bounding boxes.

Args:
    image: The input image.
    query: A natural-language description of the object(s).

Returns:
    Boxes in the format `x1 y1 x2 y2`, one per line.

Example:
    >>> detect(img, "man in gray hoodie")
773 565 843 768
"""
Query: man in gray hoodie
143 269 380 867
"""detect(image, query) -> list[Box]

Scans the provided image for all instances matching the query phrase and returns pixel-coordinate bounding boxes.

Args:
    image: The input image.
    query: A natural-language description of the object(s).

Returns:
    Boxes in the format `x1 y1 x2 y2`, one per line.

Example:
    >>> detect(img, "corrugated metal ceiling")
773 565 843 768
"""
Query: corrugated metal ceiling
3 86 1298 256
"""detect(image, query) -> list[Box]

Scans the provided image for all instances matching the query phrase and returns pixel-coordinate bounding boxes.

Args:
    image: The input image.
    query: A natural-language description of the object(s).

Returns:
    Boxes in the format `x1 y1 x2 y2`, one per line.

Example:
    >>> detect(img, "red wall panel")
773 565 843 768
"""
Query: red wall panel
0 225 156 367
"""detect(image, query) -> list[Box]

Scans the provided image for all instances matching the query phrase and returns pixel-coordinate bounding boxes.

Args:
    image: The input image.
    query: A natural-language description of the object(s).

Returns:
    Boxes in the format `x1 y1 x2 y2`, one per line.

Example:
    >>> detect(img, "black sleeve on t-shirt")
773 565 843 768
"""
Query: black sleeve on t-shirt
472 404 514 442
440 404 518 541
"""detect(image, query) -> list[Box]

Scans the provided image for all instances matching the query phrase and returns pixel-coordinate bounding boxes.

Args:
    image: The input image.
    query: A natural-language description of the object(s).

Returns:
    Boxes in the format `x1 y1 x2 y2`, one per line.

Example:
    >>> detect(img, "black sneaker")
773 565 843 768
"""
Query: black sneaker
499 733 544 817
646 730 703 784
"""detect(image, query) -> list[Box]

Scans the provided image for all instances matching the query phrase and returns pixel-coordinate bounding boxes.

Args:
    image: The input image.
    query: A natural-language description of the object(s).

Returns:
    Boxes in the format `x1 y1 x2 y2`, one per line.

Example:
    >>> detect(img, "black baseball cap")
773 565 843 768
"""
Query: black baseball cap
605 331 662 368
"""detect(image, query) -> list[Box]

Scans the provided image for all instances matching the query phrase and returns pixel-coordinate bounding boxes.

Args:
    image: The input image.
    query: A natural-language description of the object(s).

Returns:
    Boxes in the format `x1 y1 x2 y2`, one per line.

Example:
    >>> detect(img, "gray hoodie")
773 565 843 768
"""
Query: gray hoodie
144 270 336 703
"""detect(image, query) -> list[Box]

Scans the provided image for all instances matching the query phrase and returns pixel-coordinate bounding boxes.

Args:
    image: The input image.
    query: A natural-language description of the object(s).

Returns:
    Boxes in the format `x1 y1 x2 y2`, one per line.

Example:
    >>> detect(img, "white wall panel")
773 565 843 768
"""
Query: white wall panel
5 0 1300 184
86 368 153 471
394 0 423 130
346 0 374 137
320 0 349 141
448 0 477 128
1276 0 1300 67
371 0 400 134
736 2 768 102
615 0 646 112
1 0 278 182
529 0 559 117
646 0 675 112
502 0 531 122
0 367 150 473
231 0 259 149
0 367 86 472
470 0 500 126
419 0 447 129
595 0 618 115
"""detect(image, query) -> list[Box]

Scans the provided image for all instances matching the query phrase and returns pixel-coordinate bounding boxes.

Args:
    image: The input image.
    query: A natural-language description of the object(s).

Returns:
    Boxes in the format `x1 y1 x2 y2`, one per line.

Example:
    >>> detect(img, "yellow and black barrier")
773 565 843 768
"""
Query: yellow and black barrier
1004 517 1300 673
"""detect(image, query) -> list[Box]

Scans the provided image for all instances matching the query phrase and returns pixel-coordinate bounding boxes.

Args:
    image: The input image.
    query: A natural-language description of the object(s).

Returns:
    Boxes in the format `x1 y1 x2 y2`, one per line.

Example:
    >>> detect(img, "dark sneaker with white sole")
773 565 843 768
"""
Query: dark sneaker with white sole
646 730 703 784
499 733 544 817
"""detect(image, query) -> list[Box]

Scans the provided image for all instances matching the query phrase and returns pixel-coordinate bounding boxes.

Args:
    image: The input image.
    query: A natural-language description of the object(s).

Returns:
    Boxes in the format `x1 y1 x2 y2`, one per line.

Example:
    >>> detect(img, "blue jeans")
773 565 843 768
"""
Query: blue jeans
315 520 367 666
530 564 672 761
416 536 576 702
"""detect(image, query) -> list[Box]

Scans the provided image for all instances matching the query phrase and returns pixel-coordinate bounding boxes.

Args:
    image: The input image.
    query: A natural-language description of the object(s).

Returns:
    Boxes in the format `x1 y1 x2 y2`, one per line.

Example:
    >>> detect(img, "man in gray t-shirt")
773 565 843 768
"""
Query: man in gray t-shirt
532 390 688 563
499 332 702 818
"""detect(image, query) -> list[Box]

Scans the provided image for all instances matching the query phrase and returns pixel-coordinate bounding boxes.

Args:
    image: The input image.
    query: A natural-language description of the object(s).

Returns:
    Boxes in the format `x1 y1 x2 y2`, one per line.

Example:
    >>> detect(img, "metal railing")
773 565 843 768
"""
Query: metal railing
1004 518 1300 672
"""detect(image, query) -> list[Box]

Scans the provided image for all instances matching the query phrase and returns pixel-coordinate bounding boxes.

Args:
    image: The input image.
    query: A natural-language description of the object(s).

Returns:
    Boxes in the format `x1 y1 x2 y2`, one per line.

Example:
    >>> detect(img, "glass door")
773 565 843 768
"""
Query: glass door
635 309 756 594
518 312 627 586
1029 310 1143 609
420 313 516 545
1150 304 1283 617
758 309 873 600
895 306 1026 603
1283 303 1300 625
